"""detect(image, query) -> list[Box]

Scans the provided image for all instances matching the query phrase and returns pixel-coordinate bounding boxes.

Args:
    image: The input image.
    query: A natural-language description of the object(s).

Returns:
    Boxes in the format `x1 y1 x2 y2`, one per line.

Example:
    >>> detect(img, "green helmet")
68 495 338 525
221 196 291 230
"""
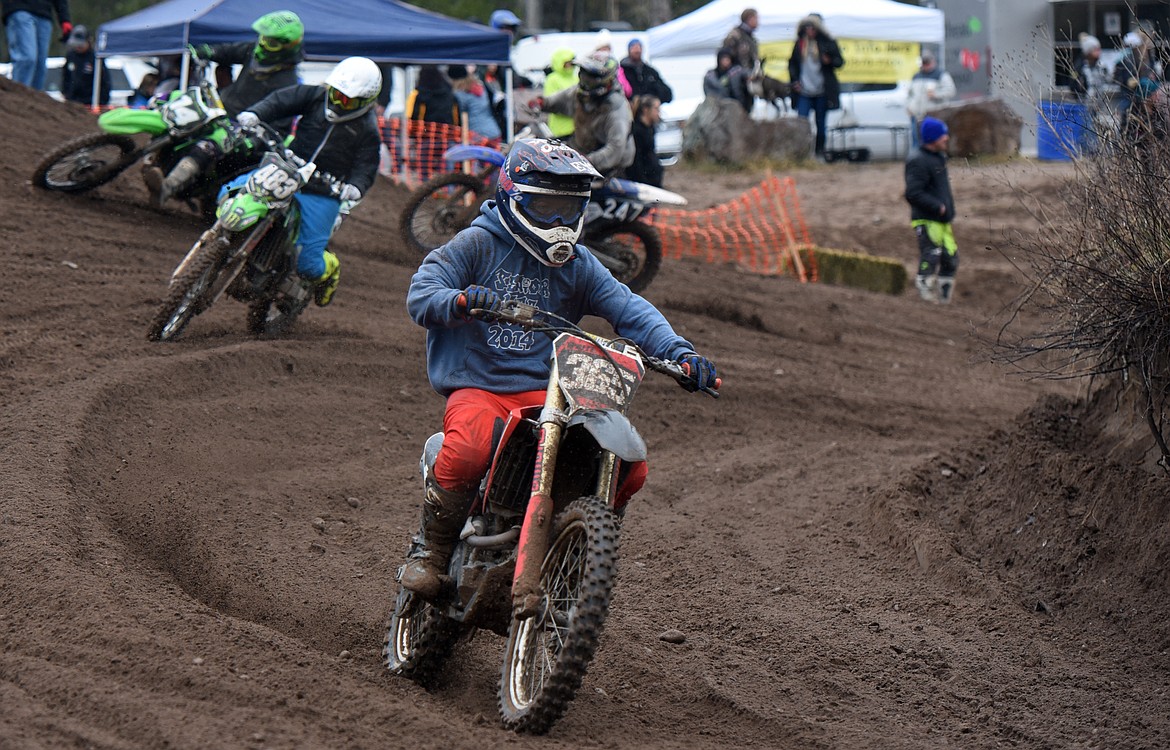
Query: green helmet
252 11 304 65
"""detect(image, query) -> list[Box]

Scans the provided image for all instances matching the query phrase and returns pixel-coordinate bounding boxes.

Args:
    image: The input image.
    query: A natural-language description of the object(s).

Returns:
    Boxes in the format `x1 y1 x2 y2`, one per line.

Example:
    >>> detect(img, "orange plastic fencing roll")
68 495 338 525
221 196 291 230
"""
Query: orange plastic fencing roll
645 173 817 282
379 117 500 187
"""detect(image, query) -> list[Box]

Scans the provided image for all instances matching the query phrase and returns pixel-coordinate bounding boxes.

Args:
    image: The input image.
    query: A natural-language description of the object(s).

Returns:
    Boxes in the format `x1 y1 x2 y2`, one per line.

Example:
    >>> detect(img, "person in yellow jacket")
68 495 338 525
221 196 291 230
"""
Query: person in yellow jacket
543 46 578 138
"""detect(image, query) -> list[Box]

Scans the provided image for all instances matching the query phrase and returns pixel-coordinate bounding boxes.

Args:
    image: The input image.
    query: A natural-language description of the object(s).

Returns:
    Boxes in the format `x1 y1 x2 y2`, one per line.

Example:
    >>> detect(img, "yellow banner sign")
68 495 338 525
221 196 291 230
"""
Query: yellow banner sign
759 39 921 84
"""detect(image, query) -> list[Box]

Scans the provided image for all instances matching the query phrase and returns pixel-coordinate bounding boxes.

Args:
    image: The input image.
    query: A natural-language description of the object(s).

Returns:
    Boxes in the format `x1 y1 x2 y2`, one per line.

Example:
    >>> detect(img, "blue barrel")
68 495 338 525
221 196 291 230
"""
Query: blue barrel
1037 101 1089 161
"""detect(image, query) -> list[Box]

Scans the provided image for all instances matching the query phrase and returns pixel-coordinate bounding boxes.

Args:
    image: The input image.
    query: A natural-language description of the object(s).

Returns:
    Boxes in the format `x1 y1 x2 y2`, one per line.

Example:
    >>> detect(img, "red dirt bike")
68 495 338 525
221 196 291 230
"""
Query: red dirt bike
383 299 718 734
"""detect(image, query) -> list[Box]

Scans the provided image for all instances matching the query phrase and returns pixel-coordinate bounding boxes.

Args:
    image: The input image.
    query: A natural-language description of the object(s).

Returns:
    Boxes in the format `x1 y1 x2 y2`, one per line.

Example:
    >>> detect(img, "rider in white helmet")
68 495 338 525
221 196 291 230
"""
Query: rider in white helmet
234 56 382 306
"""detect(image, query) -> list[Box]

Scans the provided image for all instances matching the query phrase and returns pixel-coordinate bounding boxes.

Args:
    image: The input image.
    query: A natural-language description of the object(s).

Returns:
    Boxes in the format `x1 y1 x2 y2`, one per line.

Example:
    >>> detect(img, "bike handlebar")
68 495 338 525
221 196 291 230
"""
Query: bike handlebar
462 298 721 398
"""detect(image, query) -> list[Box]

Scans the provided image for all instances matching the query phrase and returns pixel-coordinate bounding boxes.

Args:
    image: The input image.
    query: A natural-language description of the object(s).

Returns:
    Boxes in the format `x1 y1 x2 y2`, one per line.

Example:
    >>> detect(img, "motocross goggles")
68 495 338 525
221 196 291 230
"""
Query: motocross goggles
515 188 588 229
258 35 301 53
328 86 375 111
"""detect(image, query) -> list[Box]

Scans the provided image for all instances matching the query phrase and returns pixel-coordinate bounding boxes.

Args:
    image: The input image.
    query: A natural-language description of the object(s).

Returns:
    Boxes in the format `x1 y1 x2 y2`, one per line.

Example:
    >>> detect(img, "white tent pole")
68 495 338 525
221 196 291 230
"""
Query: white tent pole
179 48 190 90
505 67 514 142
92 57 103 110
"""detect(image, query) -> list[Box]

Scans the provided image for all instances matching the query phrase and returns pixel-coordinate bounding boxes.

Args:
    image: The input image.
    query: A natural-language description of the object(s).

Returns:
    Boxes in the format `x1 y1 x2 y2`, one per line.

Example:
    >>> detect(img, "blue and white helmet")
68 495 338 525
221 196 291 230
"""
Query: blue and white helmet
495 138 601 267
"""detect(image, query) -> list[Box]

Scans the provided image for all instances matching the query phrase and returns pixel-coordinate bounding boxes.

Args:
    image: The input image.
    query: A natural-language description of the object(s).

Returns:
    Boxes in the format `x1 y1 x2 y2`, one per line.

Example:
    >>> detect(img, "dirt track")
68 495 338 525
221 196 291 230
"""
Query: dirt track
3 76 1169 749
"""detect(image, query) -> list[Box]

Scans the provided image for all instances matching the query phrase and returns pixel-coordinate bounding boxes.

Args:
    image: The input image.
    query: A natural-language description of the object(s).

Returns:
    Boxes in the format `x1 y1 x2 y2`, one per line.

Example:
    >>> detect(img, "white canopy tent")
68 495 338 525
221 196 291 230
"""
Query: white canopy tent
647 0 944 59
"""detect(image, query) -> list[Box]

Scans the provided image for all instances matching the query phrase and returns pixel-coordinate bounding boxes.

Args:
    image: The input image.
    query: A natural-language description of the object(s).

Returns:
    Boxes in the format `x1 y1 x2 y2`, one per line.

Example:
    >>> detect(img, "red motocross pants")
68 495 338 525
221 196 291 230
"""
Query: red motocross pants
433 388 648 503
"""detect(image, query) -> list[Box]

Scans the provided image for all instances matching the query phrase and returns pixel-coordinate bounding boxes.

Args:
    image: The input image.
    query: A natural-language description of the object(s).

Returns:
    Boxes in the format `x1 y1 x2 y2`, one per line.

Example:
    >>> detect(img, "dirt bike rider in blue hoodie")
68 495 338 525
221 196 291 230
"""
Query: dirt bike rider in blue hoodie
227 56 382 307
401 137 719 600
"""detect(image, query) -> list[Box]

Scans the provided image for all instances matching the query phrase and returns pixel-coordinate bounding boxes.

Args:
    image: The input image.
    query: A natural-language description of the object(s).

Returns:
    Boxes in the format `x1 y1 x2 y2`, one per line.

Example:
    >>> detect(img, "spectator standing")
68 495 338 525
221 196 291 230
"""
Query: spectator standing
591 29 632 98
1066 33 1112 150
128 71 158 108
905 50 955 147
487 9 534 89
61 25 109 107
1068 33 1109 100
1113 30 1160 138
704 47 752 113
787 14 844 158
408 65 461 126
904 117 958 304
375 63 395 120
478 63 509 136
2 0 72 91
449 64 502 142
625 95 663 187
620 38 673 104
721 8 760 72
542 46 578 138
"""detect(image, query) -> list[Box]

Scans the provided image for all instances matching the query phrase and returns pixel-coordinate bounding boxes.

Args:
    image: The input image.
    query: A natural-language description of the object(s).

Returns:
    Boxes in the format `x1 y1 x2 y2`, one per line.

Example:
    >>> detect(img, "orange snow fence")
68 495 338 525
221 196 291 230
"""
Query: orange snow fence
379 117 500 187
646 172 817 282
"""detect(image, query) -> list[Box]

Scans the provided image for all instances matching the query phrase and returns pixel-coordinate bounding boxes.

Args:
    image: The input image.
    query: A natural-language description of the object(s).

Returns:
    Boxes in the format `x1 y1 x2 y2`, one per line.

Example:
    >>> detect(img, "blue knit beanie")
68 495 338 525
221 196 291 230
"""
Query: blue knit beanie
920 117 948 145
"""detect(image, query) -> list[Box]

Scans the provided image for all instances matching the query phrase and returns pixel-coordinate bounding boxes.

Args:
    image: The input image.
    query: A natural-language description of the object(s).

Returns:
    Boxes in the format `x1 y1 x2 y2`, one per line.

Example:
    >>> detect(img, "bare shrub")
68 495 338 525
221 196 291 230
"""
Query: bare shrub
995 113 1170 469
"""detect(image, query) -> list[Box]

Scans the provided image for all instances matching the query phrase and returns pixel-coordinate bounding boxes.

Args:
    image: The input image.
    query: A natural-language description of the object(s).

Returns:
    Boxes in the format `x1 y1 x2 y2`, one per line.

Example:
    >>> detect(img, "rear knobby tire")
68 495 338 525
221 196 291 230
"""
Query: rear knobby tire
384 584 460 689
399 172 488 254
147 229 229 341
498 496 620 734
583 221 662 293
32 132 140 193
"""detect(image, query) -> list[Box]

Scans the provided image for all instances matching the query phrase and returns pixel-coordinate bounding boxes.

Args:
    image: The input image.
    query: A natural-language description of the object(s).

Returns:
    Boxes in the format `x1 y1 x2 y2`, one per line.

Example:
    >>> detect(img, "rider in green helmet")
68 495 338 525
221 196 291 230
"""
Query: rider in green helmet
145 10 306 207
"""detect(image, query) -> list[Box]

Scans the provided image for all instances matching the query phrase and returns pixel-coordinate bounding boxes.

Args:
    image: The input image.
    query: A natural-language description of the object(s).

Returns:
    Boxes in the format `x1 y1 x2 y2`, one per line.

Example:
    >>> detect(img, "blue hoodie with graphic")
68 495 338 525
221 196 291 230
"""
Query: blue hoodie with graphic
407 201 696 397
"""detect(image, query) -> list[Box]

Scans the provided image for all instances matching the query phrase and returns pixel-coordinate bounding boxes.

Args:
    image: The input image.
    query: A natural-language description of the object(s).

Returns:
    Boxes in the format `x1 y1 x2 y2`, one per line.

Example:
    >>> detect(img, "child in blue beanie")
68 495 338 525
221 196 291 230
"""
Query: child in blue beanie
904 117 958 303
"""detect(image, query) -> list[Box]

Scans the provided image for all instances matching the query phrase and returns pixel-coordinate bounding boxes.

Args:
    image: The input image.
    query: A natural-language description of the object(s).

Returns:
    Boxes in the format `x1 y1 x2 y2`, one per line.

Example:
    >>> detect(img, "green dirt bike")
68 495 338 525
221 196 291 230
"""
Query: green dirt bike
147 123 346 342
32 56 258 218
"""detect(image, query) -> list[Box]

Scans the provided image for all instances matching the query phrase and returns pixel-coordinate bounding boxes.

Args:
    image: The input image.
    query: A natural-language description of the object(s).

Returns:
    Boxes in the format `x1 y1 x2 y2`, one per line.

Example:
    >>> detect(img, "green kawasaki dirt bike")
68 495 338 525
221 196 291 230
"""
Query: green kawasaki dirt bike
32 56 258 218
147 123 347 342
384 299 719 734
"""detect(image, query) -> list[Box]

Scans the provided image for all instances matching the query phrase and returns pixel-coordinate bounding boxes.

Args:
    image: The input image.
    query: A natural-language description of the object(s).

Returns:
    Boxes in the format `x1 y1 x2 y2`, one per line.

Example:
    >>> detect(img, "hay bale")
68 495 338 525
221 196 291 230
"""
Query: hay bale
812 247 908 295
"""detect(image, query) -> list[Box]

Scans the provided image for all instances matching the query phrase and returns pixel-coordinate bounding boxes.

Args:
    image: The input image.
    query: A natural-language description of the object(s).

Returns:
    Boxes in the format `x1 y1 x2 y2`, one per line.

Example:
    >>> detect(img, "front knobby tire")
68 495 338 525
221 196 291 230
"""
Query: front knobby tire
247 296 309 338
384 584 460 688
498 497 621 734
399 172 488 254
147 229 229 341
584 221 662 293
32 132 140 193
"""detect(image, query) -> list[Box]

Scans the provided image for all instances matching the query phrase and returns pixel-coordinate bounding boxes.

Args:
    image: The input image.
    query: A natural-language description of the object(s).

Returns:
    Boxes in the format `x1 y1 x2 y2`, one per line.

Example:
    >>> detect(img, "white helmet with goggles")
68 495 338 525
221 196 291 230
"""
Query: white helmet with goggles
495 138 601 267
323 57 381 122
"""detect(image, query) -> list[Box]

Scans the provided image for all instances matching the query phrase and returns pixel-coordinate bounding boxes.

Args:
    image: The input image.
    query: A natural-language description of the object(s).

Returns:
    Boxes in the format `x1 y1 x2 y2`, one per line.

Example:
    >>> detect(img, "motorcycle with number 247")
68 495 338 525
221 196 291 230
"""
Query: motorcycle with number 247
399 120 685 293
384 299 719 735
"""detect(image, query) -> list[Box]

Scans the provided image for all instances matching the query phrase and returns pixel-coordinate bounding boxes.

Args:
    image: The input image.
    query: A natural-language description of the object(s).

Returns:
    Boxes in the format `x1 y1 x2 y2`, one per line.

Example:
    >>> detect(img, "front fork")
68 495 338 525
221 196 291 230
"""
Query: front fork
512 381 565 617
510 372 620 618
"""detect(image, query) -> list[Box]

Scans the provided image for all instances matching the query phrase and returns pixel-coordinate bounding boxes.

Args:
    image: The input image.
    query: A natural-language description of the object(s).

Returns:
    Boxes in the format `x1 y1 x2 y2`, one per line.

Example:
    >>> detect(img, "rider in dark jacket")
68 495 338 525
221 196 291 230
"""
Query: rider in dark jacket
543 57 635 179
233 57 383 308
147 10 304 206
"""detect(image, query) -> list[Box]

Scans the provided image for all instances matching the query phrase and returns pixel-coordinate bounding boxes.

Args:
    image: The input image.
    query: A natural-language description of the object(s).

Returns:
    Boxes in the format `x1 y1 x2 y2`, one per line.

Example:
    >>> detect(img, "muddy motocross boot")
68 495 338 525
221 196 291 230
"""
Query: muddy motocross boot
937 276 955 304
313 251 341 307
914 274 936 302
156 155 203 207
400 476 470 600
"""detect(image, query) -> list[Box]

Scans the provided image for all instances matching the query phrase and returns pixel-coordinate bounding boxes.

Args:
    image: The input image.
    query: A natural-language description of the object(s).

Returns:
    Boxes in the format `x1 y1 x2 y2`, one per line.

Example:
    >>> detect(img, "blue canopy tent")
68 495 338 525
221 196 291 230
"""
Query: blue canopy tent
95 0 512 65
92 0 517 159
